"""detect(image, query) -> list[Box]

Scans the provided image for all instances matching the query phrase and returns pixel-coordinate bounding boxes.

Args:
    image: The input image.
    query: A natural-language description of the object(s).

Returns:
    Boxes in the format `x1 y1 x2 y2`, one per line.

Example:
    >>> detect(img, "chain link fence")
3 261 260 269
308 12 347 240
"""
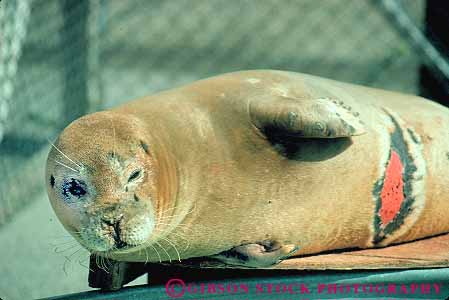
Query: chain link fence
1 0 448 225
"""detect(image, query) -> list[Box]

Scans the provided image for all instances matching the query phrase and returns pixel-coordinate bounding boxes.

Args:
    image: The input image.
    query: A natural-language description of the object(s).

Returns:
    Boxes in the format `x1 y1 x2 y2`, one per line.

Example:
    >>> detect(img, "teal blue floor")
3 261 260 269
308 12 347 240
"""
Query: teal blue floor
42 268 449 299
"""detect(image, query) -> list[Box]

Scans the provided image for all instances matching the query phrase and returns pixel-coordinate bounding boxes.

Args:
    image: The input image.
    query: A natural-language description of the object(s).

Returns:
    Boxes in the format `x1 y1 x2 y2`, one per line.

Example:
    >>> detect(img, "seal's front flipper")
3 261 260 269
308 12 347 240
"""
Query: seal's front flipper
211 241 299 268
249 96 366 138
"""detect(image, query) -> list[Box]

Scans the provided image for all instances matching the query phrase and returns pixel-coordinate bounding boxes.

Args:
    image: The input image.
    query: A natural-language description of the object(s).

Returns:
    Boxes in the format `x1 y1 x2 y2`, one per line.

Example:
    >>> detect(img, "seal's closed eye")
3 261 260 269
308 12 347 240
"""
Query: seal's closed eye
128 170 142 182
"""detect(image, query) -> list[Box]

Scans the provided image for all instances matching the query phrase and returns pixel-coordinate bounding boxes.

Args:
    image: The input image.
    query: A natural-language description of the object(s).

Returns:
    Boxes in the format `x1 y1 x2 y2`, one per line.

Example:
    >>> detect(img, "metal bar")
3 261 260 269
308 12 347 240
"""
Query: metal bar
38 268 449 300
60 0 89 126
419 0 449 106
372 0 449 82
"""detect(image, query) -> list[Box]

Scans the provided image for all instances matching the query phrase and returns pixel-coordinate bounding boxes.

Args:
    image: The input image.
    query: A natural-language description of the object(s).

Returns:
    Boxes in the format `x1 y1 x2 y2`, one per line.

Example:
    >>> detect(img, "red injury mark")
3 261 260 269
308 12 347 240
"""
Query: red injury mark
379 150 405 225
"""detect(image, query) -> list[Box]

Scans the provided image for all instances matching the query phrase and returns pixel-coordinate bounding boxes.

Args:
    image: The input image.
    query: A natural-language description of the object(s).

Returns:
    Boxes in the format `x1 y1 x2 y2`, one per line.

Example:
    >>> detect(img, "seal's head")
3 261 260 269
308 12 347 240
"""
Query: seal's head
46 111 159 253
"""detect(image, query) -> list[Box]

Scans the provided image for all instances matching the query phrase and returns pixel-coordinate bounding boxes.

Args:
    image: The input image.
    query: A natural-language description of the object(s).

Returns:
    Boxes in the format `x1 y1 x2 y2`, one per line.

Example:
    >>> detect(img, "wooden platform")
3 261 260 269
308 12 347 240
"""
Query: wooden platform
274 233 449 270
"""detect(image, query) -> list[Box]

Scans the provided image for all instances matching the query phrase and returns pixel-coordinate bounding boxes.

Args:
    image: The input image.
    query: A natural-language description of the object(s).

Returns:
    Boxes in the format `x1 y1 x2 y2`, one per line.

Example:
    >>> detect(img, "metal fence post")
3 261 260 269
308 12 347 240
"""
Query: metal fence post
60 0 90 125
419 0 449 106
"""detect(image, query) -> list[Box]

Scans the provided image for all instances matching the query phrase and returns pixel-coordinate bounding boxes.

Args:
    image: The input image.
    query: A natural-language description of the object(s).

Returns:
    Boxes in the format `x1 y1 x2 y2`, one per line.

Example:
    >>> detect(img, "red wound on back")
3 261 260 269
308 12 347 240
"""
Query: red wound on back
379 150 404 225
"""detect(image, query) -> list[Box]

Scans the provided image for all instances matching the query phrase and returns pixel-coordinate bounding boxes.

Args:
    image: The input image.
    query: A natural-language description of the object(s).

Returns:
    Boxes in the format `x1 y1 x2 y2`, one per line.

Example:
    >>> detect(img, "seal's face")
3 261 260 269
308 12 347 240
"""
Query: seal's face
46 112 157 253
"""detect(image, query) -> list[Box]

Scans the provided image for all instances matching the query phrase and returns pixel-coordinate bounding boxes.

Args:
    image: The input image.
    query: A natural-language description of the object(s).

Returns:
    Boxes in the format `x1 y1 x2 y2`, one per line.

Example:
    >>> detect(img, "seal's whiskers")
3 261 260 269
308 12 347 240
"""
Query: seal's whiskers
68 249 90 272
54 242 79 254
49 233 81 240
99 255 108 273
152 228 190 252
172 232 190 252
154 221 189 229
159 237 181 262
78 255 93 272
154 240 172 262
51 240 78 252
104 252 114 269
143 241 162 263
100 255 107 272
94 252 110 273
61 246 83 275
158 203 197 220
54 160 79 173
47 138 83 170
143 246 149 264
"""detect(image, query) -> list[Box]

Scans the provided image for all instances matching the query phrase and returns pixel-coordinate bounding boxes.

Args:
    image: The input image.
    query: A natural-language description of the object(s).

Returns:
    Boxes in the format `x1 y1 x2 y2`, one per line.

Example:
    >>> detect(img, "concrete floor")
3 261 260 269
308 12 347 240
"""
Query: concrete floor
0 193 146 300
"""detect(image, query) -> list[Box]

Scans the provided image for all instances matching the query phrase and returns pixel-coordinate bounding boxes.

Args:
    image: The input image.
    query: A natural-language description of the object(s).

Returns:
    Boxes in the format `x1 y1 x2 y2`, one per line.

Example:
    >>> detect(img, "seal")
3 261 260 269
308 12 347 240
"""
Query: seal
46 70 449 267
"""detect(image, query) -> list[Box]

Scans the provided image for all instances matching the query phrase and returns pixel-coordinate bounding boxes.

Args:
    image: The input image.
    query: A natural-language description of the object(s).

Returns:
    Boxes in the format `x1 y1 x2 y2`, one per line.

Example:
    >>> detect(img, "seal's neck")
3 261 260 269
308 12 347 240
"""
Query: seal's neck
149 133 179 226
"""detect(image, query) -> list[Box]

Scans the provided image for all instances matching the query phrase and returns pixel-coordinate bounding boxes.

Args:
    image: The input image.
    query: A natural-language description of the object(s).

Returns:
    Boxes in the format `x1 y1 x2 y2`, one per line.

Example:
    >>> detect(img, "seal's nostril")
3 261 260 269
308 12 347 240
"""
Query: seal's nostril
116 240 128 249
111 220 129 249
110 220 124 247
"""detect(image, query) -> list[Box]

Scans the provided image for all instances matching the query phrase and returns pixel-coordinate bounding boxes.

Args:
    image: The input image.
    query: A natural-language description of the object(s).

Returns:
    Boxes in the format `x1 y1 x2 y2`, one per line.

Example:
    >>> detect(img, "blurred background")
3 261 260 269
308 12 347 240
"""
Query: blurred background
0 0 448 298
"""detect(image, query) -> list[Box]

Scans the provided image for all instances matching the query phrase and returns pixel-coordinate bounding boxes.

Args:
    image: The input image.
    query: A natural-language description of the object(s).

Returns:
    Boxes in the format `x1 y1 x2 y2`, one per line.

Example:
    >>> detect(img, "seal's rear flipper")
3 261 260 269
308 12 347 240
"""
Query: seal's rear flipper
249 96 366 138
211 241 300 268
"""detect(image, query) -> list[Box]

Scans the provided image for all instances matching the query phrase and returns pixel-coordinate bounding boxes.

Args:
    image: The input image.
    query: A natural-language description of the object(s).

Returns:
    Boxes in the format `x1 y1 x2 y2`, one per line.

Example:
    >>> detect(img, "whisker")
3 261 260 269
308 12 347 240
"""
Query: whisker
103 252 114 269
54 243 79 254
48 234 81 240
167 231 191 252
158 204 196 217
62 257 71 276
146 242 162 263
60 230 82 235
47 138 83 170
160 237 181 262
95 254 99 270
157 205 197 223
144 246 149 264
154 241 172 263
54 160 79 173
78 256 93 272
50 239 78 247
154 222 189 229
69 247 85 262
68 247 83 260
155 227 187 240
100 254 110 273
100 255 106 272
99 255 108 273
93 253 108 273
62 246 83 275
52 243 78 250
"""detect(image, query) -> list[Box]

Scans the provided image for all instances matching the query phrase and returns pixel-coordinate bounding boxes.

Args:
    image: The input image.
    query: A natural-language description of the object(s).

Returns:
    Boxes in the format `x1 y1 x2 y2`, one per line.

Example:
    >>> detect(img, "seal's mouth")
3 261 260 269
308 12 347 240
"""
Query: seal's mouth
113 235 130 250
79 213 154 253
103 219 132 250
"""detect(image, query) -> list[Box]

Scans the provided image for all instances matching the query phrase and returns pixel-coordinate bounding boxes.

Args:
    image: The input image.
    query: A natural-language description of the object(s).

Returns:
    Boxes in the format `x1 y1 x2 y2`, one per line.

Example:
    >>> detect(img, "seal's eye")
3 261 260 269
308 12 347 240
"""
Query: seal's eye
128 169 142 182
62 178 87 200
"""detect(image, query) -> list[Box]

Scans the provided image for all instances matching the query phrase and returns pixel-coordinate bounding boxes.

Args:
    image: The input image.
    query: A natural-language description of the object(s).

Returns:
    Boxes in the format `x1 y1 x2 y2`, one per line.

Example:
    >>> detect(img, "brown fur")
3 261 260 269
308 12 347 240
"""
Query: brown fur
46 70 449 263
